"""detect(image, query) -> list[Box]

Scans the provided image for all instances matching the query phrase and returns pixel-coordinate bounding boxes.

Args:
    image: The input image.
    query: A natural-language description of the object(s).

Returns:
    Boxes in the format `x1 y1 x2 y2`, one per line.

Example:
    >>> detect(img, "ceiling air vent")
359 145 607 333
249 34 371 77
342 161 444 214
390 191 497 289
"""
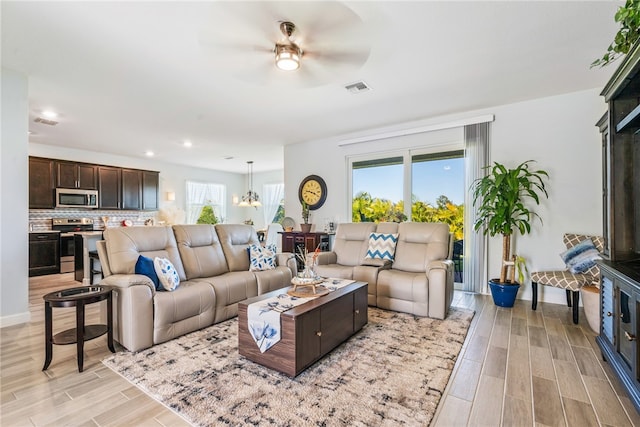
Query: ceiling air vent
34 117 59 126
344 81 370 94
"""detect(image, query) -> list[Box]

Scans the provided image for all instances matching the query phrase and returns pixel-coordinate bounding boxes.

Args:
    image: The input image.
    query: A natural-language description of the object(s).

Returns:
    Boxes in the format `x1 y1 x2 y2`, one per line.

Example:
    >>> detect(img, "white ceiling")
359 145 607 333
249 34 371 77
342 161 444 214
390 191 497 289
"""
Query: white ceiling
2 1 621 173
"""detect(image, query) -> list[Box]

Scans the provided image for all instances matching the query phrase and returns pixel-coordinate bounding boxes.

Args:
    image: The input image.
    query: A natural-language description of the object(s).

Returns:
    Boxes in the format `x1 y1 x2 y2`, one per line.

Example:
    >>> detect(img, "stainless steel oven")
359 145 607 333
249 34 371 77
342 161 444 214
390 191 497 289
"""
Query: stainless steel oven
51 218 95 273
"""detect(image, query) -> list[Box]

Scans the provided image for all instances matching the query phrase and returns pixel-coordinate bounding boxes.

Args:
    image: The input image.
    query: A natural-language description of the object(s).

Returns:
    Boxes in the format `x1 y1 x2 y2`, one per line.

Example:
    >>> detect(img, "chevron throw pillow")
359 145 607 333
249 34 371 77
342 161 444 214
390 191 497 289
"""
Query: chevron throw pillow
365 233 399 261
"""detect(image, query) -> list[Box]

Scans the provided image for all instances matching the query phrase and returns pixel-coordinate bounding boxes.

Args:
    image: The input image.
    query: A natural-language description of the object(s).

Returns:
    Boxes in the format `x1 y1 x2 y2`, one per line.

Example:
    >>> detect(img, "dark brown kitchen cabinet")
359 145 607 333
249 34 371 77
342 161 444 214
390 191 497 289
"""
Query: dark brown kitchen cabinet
56 161 97 190
29 232 60 276
98 166 121 209
122 169 142 210
142 171 159 210
29 156 159 211
29 157 55 209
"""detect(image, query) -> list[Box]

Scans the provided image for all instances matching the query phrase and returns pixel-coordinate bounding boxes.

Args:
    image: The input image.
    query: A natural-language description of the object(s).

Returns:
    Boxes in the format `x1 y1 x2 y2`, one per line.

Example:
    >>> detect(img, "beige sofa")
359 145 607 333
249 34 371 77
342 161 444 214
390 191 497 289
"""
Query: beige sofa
315 222 454 319
98 224 296 352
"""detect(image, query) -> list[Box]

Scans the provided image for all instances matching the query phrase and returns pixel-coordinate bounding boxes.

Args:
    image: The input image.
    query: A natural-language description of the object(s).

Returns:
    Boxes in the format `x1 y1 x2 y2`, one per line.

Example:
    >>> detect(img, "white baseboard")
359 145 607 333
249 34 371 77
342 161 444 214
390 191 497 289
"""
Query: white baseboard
0 311 31 328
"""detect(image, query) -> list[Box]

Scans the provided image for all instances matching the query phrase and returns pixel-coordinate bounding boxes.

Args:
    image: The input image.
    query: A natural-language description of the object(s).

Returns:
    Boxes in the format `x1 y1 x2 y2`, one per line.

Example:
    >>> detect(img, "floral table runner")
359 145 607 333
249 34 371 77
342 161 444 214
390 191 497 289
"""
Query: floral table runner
247 278 356 352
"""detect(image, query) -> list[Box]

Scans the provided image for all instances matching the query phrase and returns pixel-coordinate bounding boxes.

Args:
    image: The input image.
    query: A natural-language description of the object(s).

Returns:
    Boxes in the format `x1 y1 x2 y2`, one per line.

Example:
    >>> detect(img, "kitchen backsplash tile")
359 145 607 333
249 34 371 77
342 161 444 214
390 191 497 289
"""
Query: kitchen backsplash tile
29 209 158 231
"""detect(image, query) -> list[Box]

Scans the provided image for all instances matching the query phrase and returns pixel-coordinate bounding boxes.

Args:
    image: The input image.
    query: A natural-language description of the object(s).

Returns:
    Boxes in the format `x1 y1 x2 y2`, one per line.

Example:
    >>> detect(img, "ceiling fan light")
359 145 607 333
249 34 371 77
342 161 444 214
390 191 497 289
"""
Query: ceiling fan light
275 45 300 71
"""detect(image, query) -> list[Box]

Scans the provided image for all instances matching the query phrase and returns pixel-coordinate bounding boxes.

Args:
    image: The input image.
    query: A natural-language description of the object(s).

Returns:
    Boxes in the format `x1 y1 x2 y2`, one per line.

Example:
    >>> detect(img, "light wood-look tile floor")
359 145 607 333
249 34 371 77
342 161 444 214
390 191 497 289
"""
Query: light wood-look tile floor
1 274 638 426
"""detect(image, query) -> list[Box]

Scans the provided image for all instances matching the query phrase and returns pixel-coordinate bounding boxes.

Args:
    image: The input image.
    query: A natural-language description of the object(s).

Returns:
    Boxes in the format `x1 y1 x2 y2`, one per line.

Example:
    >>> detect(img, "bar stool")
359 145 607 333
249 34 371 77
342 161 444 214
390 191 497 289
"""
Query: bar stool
88 250 102 284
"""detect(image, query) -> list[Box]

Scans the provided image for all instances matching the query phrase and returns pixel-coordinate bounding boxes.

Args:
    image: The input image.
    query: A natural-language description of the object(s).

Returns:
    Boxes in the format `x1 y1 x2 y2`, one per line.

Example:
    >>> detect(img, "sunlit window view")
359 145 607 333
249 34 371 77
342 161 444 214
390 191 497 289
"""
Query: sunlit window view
352 150 464 283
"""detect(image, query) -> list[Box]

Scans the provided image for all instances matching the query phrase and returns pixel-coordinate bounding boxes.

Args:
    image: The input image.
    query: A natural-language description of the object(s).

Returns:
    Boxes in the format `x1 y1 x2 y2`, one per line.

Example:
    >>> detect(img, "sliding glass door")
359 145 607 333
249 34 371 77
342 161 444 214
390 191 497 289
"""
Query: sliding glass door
350 149 465 285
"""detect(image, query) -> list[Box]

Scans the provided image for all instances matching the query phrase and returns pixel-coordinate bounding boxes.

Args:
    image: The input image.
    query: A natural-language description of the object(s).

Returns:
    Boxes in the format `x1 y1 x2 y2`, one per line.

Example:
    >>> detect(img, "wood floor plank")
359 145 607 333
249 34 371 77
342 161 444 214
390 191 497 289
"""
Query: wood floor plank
564 324 591 348
572 347 608 380
530 346 556 380
506 347 532 401
464 334 490 363
532 376 565 426
583 376 632 427
433 395 472 427
548 334 574 362
468 375 505 426
484 345 508 379
554 359 590 403
503 395 533 426
529 326 550 348
562 396 599 426
447 358 482 401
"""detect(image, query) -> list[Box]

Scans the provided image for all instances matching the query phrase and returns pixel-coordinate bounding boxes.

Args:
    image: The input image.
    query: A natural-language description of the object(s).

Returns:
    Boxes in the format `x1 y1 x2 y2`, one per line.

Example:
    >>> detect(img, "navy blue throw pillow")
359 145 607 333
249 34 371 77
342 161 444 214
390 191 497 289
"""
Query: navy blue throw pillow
135 255 160 290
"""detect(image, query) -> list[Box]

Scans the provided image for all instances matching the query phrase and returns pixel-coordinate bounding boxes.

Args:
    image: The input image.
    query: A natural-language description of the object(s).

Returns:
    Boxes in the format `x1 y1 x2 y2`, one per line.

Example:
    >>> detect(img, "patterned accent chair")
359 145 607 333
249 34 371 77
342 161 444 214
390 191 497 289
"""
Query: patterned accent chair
530 234 604 324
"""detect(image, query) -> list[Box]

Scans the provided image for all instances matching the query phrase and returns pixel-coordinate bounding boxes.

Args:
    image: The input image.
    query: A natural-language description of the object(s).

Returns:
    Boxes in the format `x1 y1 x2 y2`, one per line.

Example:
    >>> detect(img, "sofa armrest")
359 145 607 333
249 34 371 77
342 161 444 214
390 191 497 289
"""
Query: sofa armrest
426 260 454 320
100 274 156 351
101 274 157 294
426 260 453 276
315 252 337 265
276 252 297 276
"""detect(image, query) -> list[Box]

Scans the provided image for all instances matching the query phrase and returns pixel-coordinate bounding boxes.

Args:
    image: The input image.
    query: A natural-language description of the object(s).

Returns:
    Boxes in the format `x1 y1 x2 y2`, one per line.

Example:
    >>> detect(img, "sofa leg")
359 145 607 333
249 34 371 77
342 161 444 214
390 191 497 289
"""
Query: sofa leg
572 291 580 324
566 289 572 307
531 282 538 310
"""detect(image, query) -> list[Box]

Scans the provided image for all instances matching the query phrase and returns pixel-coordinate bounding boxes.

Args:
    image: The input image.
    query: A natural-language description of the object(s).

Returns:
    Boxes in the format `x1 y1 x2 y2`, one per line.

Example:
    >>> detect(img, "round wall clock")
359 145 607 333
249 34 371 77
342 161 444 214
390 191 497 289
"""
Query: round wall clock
298 175 327 210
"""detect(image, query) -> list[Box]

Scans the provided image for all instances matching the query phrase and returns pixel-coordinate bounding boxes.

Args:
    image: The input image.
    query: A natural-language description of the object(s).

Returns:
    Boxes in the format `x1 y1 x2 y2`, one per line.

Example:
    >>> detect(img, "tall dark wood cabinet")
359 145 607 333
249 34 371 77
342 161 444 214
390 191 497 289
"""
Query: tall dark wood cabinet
597 40 640 413
121 169 142 210
142 171 159 210
98 166 121 209
29 157 55 209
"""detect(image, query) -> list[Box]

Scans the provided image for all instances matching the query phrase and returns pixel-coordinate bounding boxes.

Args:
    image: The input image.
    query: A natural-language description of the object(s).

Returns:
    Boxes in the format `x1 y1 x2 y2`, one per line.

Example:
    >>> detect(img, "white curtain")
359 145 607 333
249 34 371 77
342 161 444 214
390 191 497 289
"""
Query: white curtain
186 181 226 224
463 122 490 293
262 183 284 225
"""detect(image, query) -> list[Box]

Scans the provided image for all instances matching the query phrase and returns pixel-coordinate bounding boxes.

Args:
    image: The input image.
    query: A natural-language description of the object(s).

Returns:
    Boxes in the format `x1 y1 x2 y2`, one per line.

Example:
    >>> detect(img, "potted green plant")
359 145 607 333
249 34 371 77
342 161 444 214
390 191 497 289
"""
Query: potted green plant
300 200 312 233
471 160 549 307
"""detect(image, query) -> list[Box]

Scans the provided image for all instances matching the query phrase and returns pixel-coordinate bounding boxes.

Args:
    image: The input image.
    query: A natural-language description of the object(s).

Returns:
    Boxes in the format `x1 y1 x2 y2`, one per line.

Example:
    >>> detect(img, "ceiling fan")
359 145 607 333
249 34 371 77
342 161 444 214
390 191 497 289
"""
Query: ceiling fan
274 21 302 71
198 2 371 86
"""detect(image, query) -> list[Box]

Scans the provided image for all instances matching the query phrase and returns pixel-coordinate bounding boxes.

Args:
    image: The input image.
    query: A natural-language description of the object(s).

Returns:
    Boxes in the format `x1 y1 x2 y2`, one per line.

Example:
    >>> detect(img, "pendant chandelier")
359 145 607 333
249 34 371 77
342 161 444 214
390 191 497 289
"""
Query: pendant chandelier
238 161 261 208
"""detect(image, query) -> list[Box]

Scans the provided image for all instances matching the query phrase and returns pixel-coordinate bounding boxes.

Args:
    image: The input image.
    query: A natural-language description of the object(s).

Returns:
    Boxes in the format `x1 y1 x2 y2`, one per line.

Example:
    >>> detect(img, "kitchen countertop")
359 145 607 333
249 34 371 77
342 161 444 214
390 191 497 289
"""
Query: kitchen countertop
29 230 60 234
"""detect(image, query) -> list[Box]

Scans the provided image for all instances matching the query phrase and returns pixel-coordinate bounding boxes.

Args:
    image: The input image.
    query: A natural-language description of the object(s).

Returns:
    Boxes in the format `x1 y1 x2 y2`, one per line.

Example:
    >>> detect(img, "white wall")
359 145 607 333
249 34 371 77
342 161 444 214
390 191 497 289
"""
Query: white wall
283 88 606 305
1 68 30 327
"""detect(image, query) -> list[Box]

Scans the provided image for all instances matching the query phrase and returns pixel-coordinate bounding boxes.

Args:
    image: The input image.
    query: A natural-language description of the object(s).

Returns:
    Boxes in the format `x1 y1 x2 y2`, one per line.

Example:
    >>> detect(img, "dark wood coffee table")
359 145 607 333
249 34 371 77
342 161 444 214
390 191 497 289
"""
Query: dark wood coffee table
238 281 368 377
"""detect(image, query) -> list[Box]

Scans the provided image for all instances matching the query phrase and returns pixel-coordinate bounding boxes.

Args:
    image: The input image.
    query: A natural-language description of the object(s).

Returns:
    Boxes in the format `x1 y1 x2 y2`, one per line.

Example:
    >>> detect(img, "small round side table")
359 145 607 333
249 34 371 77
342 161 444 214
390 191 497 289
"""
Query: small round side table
42 285 115 373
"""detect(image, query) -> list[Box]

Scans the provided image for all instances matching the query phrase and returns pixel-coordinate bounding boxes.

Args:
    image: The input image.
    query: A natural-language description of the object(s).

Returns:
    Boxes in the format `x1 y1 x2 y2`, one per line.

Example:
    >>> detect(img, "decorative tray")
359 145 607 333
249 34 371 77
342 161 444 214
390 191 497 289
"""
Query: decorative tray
291 277 324 286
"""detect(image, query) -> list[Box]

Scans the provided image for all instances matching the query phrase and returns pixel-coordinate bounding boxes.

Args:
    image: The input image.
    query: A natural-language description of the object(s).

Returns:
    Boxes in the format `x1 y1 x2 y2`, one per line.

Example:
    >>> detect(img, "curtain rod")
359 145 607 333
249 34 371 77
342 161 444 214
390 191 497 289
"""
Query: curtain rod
337 114 495 147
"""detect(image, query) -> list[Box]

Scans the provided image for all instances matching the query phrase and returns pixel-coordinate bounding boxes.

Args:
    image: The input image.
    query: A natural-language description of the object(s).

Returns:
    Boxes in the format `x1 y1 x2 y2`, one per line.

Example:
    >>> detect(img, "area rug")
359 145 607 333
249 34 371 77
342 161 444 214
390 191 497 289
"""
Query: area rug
103 307 474 426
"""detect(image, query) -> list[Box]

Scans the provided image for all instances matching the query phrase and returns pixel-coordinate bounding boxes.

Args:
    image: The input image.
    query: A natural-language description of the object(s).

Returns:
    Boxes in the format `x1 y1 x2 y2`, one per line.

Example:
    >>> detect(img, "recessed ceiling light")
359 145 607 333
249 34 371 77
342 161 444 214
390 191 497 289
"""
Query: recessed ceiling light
223 156 234 160
183 140 192 148
41 110 58 119
145 150 154 157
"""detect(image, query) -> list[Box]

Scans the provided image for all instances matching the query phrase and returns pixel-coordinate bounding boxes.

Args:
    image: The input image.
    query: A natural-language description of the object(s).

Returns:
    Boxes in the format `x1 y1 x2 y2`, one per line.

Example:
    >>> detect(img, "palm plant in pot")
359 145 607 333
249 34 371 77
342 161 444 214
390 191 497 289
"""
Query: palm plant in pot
300 201 312 233
471 160 549 307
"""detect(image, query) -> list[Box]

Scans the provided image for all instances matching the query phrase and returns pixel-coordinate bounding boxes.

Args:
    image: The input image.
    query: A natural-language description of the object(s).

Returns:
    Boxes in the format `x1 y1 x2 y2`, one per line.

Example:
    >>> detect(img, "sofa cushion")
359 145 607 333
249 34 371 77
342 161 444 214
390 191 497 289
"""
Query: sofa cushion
154 257 180 291
153 280 216 344
215 224 260 272
135 255 160 290
332 223 378 266
173 224 229 279
194 271 259 323
104 226 187 281
365 233 398 261
393 222 450 273
249 244 277 271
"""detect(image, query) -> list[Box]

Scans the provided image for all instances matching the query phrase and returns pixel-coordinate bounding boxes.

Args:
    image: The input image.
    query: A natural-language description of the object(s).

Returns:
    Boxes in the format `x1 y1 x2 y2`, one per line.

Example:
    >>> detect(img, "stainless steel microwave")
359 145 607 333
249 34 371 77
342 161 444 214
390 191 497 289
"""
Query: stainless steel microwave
55 188 99 208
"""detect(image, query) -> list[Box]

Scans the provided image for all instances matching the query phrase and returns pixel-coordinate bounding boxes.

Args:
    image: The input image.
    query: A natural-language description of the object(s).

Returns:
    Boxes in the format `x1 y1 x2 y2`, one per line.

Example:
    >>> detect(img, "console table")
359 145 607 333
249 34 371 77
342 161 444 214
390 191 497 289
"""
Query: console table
280 231 331 268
